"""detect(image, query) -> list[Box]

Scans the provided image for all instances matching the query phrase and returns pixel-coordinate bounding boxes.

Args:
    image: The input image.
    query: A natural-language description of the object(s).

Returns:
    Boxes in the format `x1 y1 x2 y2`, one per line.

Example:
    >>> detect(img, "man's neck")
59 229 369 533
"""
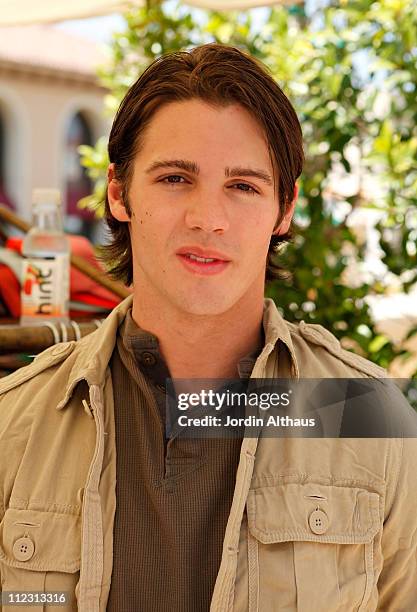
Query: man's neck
131 291 265 380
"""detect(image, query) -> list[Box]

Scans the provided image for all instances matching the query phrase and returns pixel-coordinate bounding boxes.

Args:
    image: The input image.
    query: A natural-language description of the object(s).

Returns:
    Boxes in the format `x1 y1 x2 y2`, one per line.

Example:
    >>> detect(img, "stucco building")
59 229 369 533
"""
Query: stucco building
0 25 109 239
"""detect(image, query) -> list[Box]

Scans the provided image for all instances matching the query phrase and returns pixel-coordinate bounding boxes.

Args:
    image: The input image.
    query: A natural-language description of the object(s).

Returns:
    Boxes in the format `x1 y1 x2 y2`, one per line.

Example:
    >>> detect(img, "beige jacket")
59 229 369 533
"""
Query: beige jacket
0 296 416 611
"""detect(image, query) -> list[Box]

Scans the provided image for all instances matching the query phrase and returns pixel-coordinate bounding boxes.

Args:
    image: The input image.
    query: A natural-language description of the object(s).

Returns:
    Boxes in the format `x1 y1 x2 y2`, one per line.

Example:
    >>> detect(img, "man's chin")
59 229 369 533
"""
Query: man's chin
172 292 239 317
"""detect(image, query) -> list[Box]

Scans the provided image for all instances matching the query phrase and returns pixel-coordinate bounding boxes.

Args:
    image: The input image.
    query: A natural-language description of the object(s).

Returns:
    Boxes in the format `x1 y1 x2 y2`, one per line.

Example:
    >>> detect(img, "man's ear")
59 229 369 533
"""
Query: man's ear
107 163 130 222
273 183 299 236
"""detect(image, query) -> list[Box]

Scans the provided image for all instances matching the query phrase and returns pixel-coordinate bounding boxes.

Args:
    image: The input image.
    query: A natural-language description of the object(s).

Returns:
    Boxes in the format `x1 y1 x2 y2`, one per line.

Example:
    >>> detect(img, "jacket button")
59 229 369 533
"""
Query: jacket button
13 536 35 561
308 509 329 535
140 351 157 367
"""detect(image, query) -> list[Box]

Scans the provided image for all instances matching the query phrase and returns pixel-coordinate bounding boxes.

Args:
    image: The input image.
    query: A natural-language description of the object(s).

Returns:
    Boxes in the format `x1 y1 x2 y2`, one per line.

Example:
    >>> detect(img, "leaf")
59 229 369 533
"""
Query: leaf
374 120 394 155
368 335 390 353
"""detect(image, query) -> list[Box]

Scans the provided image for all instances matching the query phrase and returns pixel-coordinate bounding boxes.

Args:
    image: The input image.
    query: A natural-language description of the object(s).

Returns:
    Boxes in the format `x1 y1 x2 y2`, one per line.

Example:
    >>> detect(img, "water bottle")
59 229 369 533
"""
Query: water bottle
20 188 70 326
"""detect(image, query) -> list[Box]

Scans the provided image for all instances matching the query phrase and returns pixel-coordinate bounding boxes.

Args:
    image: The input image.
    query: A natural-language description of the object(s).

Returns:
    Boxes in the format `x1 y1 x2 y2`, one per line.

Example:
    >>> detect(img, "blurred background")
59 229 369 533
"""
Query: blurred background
0 0 416 383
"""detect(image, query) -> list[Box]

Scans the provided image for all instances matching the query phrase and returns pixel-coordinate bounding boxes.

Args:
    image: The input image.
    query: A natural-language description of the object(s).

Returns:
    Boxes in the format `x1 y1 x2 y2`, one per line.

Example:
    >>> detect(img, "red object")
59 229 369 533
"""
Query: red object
0 264 20 317
23 278 33 295
5 237 22 254
1 235 125 319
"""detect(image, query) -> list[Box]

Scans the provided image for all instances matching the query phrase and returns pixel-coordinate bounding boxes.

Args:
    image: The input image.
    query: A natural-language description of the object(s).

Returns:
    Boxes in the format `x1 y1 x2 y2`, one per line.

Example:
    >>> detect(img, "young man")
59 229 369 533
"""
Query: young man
0 44 416 612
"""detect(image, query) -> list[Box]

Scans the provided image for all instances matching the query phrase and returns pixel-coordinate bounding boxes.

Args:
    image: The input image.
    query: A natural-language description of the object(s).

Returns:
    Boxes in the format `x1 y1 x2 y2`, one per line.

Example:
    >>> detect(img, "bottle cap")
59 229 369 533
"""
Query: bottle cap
32 188 62 207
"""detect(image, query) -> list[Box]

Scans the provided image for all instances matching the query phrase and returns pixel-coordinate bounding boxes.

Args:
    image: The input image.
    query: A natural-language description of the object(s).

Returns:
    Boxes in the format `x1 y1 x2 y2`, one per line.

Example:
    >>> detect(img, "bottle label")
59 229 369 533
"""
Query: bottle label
21 254 70 319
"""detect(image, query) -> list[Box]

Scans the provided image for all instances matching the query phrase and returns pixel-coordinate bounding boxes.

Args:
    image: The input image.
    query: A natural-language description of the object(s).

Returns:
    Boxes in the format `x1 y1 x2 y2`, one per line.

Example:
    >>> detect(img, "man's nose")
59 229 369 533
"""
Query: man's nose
184 189 230 234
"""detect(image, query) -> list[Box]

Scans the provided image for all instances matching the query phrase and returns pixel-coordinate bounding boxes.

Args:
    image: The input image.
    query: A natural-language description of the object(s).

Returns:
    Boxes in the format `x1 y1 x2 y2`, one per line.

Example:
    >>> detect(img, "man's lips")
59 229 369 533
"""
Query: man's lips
176 246 231 275
176 246 231 262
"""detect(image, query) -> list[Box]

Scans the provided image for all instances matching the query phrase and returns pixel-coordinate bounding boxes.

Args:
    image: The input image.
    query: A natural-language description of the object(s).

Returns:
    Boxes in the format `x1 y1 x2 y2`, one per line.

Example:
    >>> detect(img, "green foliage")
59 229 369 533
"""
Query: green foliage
78 137 108 216
80 0 417 376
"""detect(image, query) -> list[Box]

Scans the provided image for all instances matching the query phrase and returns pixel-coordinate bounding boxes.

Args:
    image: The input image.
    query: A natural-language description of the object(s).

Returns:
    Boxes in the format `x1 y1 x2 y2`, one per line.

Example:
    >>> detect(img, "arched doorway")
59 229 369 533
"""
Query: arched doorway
0 109 14 210
64 111 96 239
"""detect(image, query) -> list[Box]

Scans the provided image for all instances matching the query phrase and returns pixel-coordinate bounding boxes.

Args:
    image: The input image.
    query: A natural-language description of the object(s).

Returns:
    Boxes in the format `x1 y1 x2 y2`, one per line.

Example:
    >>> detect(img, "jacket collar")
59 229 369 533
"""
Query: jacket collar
57 295 299 410
57 294 135 409
261 298 300 378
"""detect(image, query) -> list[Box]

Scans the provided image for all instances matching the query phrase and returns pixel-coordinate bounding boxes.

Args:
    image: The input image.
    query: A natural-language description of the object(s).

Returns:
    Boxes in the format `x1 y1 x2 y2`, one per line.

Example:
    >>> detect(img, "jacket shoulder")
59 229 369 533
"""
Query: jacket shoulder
0 341 76 396
287 320 387 379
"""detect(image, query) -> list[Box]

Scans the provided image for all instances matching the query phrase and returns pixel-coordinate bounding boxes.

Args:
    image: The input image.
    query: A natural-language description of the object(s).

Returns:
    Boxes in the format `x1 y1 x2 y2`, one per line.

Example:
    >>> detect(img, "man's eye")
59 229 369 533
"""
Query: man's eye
231 183 258 194
162 175 186 184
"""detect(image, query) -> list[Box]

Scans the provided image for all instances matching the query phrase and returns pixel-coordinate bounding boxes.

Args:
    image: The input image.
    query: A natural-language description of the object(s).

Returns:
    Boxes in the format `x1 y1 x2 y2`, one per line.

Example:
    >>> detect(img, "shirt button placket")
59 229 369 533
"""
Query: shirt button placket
140 351 157 367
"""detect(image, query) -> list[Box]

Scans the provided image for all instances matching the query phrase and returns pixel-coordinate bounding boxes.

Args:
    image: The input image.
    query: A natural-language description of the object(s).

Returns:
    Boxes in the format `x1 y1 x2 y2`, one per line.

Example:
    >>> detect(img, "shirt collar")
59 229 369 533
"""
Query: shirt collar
57 295 299 409
119 307 264 384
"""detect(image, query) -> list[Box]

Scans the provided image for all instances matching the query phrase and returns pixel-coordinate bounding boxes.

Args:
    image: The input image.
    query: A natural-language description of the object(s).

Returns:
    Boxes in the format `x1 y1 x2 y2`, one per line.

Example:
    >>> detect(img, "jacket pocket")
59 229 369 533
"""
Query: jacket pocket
246 482 381 612
0 508 80 611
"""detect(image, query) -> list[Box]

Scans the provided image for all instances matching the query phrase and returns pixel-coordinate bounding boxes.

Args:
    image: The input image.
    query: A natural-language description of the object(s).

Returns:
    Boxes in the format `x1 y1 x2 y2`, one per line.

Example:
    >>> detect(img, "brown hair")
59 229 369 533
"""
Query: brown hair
101 43 304 285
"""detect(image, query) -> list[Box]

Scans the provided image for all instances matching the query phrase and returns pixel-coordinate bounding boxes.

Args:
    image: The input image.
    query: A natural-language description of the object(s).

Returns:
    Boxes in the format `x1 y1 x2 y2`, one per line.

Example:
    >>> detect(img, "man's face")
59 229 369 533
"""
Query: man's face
109 99 295 316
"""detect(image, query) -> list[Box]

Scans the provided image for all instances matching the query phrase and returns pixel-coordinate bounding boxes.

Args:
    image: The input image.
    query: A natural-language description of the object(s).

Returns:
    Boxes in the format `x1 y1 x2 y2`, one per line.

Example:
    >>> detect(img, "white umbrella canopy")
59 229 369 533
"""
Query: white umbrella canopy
0 0 299 26
0 0 132 25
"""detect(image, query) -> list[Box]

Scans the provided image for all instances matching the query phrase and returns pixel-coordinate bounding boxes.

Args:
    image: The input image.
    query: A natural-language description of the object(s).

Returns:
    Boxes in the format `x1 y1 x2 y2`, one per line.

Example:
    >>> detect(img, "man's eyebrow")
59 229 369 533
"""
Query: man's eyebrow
145 159 273 185
145 159 200 174
225 166 273 185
